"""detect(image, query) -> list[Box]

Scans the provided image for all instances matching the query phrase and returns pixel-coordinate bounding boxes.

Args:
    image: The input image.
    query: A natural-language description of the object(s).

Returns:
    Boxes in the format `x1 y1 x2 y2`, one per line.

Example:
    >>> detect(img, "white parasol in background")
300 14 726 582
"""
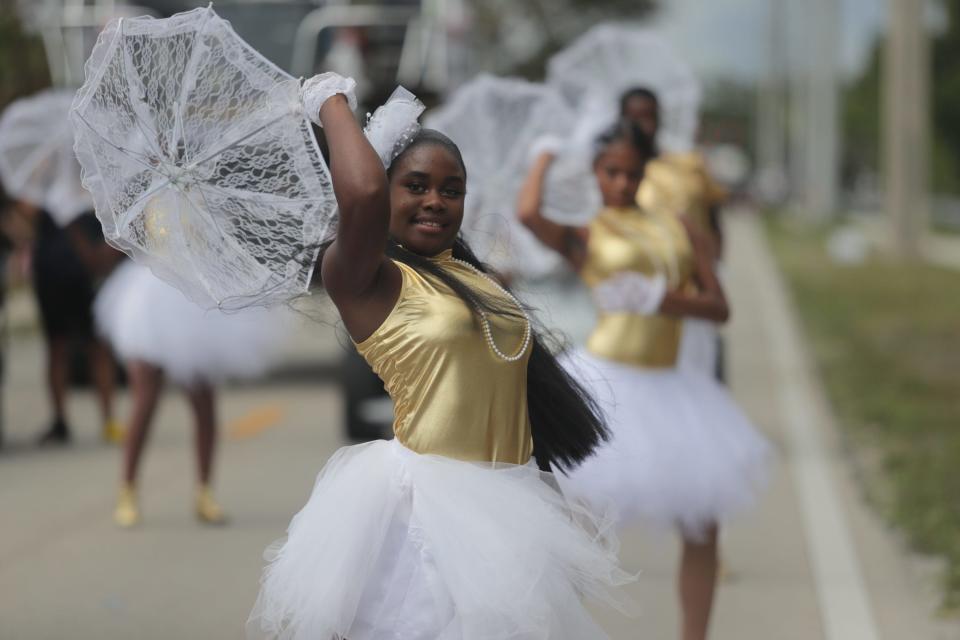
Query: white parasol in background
426 74 592 279
547 24 702 153
0 88 93 225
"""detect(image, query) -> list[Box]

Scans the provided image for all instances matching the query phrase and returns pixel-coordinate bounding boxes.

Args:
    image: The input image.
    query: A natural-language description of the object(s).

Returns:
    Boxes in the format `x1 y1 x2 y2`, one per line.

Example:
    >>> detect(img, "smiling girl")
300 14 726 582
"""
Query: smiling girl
247 75 632 640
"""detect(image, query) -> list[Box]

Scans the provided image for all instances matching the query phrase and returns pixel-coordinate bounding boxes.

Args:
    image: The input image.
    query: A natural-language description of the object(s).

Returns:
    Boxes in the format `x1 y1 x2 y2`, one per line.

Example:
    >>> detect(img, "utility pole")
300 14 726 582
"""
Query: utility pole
755 0 788 204
786 0 809 211
804 0 840 219
883 0 929 258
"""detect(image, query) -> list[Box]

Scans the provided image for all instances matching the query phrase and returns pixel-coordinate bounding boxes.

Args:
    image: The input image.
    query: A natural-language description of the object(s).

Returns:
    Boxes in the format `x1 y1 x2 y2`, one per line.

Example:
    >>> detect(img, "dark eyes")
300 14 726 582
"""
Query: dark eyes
404 182 463 198
604 168 641 181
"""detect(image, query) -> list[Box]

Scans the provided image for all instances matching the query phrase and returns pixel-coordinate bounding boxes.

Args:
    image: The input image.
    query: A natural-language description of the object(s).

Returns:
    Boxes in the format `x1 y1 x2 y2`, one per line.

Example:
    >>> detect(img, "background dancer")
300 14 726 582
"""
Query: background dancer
8 201 121 445
622 86 730 380
519 120 769 640
90 228 289 528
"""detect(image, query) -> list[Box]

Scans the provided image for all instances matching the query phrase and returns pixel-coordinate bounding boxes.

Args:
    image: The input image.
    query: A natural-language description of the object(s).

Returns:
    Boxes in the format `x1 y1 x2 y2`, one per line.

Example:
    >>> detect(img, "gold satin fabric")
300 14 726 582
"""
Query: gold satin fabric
355 252 533 465
637 152 727 233
581 207 694 368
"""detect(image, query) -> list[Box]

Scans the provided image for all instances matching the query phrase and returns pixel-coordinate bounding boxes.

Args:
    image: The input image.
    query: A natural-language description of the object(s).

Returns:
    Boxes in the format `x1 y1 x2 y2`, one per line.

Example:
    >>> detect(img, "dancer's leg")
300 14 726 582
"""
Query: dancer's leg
185 382 226 524
121 361 163 484
678 524 719 640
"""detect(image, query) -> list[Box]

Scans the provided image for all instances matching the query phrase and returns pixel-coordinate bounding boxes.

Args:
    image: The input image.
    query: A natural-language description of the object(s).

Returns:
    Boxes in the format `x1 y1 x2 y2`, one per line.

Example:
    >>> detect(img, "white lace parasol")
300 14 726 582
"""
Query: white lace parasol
70 6 337 310
0 88 93 226
547 24 702 153
425 74 589 279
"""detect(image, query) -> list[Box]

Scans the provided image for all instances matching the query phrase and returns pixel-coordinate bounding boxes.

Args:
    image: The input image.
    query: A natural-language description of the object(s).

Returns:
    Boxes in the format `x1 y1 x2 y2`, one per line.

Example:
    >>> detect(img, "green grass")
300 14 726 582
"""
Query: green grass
932 220 960 236
766 216 960 609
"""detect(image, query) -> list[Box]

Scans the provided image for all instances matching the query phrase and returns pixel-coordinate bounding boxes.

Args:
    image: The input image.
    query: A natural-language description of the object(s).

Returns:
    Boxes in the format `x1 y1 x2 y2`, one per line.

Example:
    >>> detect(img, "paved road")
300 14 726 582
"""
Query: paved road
0 212 954 639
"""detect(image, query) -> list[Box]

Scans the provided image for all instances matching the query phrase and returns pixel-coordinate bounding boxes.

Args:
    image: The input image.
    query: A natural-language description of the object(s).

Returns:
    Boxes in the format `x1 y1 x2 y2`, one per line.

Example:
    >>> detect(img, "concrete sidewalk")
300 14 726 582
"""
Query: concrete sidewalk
0 213 955 639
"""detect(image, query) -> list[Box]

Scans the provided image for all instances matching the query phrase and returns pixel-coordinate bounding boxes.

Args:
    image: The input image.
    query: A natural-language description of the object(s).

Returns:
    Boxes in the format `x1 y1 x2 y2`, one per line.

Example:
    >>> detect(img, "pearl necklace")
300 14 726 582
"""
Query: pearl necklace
449 258 532 362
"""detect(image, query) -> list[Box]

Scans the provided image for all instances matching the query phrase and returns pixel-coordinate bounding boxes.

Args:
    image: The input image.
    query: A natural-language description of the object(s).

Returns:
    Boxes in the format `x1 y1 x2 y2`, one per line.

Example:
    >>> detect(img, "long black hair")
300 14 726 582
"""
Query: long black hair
377 129 609 472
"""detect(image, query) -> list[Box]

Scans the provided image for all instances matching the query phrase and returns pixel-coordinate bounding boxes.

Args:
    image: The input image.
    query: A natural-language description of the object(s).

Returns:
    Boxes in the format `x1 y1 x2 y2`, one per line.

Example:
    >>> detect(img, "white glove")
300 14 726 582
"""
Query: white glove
592 271 667 315
526 134 564 165
300 72 358 127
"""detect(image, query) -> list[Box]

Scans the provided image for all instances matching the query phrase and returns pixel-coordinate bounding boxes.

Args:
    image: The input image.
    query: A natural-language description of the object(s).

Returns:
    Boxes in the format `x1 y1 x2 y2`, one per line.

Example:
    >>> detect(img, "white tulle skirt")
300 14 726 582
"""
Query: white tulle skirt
94 261 287 385
247 439 635 640
558 350 771 539
677 319 719 376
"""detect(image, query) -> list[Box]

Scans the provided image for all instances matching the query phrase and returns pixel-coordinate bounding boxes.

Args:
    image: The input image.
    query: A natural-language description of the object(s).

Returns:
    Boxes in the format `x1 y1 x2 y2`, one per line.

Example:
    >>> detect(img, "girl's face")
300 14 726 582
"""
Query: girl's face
622 95 659 139
388 144 466 256
593 140 646 208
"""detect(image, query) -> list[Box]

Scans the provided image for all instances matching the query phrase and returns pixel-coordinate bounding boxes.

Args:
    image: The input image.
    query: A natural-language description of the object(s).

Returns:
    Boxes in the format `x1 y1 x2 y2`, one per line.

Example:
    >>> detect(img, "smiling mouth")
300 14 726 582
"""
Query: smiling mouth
412 217 447 232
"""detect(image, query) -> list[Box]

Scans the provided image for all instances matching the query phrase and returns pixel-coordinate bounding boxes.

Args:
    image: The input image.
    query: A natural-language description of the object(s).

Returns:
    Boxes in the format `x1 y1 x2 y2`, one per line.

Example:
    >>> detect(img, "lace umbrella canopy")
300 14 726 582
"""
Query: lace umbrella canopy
425 75 589 279
70 6 337 310
547 24 702 154
0 89 94 226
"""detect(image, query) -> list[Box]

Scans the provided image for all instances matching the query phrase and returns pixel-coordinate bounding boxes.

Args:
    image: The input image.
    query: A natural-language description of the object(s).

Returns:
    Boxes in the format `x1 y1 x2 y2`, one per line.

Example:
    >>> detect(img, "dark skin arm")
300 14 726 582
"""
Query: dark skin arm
4 200 126 278
523 149 727 322
707 203 724 257
314 95 402 342
658 216 729 323
516 152 589 270
2 200 38 248
66 223 125 277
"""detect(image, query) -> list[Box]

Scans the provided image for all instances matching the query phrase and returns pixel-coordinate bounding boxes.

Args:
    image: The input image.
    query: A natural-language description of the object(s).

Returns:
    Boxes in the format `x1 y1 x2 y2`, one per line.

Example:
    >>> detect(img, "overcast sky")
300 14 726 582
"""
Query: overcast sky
648 0 891 82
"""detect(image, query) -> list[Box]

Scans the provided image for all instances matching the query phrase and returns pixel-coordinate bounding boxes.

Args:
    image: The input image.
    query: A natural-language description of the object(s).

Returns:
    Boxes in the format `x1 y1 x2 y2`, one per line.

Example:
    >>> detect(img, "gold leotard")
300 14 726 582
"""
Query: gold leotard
637 152 726 234
355 251 533 464
581 207 694 368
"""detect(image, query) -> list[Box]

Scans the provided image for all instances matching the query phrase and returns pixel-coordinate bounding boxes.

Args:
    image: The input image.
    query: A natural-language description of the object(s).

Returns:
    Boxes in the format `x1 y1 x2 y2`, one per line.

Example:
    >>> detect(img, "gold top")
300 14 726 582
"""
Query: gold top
355 251 533 464
581 207 694 368
637 152 726 233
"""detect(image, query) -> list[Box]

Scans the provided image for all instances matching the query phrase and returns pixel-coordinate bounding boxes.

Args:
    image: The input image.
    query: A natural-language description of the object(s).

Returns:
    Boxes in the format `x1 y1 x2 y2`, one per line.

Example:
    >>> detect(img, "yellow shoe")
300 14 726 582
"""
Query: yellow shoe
102 419 126 444
195 486 228 526
114 484 140 528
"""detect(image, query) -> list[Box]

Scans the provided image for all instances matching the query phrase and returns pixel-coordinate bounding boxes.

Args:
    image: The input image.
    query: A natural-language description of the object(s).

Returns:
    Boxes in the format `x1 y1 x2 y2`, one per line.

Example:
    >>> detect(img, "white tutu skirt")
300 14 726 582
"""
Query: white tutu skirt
558 350 771 539
248 439 635 640
677 319 719 377
94 261 288 385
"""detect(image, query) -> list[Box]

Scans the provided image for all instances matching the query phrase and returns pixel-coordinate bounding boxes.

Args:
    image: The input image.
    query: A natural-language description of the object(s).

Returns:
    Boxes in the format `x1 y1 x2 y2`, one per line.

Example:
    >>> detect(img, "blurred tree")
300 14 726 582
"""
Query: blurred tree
841 43 881 193
465 0 658 79
0 0 50 110
699 79 755 151
844 0 960 196
930 0 960 195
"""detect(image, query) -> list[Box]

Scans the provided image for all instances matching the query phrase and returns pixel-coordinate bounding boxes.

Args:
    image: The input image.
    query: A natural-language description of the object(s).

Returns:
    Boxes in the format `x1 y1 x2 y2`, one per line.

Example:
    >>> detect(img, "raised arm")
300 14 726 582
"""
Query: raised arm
313 95 390 294
304 74 401 340
657 217 729 323
516 151 588 271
